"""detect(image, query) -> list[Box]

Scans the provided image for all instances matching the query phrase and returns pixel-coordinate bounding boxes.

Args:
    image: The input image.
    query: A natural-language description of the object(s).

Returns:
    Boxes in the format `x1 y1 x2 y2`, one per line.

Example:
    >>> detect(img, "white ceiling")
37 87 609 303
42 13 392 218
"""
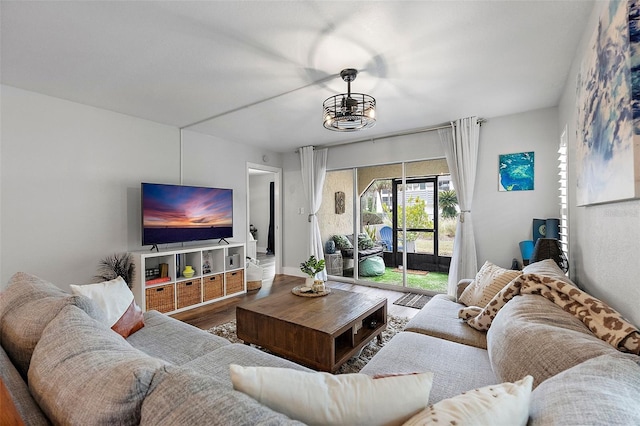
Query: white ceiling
1 1 593 153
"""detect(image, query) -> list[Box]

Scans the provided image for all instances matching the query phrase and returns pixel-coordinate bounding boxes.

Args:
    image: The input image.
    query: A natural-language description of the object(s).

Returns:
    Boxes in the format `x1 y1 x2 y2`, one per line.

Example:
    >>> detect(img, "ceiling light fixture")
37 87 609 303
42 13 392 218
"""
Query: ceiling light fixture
323 68 376 131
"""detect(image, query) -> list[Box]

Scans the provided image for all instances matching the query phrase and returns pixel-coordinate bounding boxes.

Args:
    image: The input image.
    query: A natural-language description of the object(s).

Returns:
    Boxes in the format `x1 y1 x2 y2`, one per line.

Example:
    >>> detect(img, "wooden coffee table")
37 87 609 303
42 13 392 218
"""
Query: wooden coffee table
236 288 387 372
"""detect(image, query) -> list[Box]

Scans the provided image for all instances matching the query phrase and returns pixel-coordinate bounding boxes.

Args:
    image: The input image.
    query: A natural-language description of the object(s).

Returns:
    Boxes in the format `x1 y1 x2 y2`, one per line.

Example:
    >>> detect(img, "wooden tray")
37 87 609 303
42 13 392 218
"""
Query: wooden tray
291 285 331 297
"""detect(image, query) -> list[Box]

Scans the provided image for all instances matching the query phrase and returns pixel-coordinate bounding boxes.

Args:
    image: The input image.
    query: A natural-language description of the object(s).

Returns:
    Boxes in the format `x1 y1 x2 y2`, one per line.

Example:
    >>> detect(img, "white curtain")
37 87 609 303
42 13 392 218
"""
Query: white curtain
438 117 480 295
299 146 328 280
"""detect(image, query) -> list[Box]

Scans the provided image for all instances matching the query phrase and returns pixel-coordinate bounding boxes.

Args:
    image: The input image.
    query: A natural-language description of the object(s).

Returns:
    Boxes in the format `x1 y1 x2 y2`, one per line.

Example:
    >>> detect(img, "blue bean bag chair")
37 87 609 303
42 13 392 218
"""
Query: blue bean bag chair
359 256 385 277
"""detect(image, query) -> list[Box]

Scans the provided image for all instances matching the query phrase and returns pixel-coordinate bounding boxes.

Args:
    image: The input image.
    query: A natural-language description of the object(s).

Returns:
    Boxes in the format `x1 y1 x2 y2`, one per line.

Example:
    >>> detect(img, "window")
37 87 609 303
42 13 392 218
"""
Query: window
559 126 569 271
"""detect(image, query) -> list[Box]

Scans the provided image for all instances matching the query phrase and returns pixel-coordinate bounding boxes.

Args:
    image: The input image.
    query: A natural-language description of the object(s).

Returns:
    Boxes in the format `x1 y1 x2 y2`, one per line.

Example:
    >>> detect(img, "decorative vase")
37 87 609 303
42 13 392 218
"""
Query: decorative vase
183 265 195 278
305 276 315 288
325 240 336 254
312 280 325 293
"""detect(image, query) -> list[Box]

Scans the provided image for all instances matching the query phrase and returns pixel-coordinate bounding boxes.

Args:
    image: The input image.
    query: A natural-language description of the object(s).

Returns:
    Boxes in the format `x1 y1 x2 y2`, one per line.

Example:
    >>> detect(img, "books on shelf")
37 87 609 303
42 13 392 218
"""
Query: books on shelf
146 276 171 286
159 263 169 278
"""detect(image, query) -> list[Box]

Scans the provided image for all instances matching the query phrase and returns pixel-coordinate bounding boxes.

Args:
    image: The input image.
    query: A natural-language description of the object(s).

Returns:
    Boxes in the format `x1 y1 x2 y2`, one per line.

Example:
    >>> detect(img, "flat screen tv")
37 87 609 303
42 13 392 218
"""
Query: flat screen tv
141 182 233 247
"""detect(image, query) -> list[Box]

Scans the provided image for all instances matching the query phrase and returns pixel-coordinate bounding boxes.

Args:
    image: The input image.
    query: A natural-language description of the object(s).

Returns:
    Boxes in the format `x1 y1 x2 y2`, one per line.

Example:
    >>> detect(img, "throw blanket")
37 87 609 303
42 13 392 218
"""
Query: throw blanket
458 273 640 355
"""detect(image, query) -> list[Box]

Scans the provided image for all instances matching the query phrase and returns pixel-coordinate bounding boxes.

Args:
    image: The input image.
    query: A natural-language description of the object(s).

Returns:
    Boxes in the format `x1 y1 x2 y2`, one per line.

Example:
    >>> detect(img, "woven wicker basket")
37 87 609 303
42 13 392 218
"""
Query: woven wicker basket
177 278 202 309
145 284 175 313
203 274 224 301
226 270 245 295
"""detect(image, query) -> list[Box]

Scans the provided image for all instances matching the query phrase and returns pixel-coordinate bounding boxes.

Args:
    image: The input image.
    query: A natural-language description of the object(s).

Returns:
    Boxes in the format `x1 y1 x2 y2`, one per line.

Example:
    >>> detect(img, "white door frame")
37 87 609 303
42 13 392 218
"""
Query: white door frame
246 162 282 274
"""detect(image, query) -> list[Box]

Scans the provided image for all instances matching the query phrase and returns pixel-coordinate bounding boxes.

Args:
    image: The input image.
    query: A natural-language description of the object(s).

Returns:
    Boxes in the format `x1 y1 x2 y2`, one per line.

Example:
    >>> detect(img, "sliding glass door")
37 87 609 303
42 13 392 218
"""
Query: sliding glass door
319 159 454 294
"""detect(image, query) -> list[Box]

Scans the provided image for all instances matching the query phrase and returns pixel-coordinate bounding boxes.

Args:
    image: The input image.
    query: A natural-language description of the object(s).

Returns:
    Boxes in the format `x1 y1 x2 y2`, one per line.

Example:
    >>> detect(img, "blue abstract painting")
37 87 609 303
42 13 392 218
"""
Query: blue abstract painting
499 151 534 192
576 0 640 205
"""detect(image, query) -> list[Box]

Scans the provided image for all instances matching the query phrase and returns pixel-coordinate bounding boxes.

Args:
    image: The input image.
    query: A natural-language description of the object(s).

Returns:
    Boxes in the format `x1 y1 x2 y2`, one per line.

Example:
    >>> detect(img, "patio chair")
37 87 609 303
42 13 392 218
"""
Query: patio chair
380 226 393 251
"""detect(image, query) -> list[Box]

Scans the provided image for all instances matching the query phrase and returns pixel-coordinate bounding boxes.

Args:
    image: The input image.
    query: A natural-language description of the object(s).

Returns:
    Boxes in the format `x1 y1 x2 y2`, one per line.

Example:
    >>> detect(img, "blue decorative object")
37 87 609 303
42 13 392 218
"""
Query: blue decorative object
545 218 560 239
325 240 336 254
519 240 534 263
532 218 546 243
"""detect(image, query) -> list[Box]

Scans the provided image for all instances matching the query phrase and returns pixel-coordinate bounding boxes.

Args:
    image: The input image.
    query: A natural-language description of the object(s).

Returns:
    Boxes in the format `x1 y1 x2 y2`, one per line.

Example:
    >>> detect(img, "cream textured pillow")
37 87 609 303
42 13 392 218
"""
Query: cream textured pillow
230 365 433 426
459 261 522 307
70 277 144 338
403 375 533 426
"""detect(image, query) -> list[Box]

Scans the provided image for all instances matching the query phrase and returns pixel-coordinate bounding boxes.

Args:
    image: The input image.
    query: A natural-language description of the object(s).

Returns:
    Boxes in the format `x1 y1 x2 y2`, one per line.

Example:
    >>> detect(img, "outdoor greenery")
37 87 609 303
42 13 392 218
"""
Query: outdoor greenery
362 212 384 225
414 238 454 257
364 268 448 292
397 196 433 241
361 179 392 226
439 217 457 238
438 190 458 219
364 225 377 242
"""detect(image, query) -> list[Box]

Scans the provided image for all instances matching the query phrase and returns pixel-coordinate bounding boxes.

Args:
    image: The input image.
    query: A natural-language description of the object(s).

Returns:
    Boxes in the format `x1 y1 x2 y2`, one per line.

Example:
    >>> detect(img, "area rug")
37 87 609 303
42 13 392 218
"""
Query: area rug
207 314 410 374
393 293 432 309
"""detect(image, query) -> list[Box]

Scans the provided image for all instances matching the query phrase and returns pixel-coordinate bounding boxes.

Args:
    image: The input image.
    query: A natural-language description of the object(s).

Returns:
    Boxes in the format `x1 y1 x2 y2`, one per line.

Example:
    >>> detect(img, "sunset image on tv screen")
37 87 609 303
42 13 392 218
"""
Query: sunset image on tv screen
142 183 233 245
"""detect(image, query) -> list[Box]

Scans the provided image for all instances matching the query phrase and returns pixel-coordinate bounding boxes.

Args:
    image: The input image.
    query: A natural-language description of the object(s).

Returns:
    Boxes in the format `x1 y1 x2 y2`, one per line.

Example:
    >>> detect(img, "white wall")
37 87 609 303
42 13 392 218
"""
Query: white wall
558 1 640 326
319 169 354 246
1 85 180 289
474 108 561 268
249 173 274 253
0 87 284 291
326 130 445 170
282 109 560 275
282 152 307 276
179 130 283 251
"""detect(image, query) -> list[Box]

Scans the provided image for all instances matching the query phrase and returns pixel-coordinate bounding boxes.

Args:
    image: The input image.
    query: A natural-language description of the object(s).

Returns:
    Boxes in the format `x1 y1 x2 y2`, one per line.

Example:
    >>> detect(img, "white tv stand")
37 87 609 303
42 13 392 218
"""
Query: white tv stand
131 242 245 315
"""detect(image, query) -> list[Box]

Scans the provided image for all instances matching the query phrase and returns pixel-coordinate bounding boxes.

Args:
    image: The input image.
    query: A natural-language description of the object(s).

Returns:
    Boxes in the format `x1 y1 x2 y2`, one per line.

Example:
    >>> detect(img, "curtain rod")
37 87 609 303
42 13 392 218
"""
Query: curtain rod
303 118 485 151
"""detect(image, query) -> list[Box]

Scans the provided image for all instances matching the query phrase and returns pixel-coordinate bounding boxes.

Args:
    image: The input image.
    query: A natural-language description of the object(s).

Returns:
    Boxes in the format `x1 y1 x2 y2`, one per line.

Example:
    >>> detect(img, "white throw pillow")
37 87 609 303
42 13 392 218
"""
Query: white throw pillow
70 277 144 337
402 375 533 426
459 261 522 307
230 365 433 426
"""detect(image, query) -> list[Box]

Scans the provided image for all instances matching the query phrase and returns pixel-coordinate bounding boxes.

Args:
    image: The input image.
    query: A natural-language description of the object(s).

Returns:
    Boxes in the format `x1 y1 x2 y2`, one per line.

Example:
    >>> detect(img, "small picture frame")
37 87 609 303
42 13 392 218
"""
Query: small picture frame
202 251 212 274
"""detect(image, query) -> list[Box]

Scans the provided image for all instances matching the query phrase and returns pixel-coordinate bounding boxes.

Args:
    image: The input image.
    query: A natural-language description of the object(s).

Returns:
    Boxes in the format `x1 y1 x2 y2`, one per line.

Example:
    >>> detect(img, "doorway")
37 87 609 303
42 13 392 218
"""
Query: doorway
247 163 282 275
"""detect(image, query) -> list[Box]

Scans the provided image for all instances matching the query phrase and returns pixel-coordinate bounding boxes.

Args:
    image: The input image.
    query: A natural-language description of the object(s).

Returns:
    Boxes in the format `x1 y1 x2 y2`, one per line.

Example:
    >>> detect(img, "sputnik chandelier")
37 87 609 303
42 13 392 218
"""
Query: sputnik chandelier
323 68 376 131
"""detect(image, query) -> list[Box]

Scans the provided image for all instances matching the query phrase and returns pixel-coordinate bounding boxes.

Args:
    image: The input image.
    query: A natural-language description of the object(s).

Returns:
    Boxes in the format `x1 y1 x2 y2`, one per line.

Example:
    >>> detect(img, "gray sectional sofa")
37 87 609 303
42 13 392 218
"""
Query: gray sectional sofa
361 261 640 425
1 263 639 425
0 272 309 425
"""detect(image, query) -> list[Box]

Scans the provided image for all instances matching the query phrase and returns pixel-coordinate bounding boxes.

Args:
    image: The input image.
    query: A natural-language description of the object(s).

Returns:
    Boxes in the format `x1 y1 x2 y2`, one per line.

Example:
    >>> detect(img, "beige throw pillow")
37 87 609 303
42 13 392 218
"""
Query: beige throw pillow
459 261 521 307
230 365 433 426
402 375 533 426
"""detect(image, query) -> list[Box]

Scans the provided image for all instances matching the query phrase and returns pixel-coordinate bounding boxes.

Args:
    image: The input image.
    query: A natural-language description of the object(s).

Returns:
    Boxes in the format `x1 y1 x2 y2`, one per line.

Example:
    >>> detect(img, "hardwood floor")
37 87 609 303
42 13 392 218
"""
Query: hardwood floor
171 274 419 330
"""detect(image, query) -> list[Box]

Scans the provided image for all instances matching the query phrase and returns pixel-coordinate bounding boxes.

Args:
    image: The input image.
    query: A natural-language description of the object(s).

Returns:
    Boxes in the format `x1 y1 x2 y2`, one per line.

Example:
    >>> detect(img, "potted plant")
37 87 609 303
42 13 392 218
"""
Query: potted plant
95 252 135 289
300 255 326 291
